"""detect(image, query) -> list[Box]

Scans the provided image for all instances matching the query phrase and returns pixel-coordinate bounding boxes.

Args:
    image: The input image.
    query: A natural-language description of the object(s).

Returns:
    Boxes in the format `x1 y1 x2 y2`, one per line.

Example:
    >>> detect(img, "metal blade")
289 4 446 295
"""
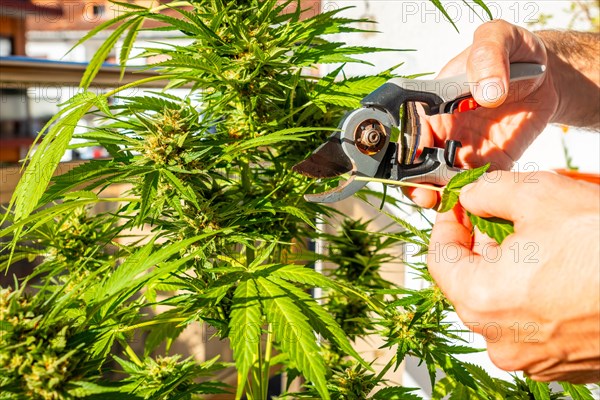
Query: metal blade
292 132 353 178
399 101 421 165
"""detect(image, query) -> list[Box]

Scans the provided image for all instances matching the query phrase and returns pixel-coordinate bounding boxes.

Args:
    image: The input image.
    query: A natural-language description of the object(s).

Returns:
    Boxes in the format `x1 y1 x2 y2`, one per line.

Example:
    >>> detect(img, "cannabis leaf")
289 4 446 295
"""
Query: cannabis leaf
468 213 515 245
438 164 490 213
229 280 262 400
256 277 330 400
560 382 596 400
373 386 422 400
526 378 551 400
4 1 595 399
438 164 515 244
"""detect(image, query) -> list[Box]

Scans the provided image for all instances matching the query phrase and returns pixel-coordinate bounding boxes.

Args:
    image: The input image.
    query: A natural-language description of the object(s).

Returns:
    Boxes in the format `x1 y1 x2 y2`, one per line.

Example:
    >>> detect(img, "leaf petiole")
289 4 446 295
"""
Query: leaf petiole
354 176 445 192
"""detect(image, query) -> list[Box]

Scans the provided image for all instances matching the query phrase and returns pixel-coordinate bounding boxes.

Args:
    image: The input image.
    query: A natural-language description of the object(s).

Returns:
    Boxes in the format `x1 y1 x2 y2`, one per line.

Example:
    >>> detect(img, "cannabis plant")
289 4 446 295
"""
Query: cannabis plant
1 1 597 399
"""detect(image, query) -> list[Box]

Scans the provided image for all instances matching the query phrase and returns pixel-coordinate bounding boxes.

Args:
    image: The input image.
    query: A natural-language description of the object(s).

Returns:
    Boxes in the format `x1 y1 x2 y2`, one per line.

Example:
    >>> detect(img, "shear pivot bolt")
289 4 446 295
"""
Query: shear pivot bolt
363 128 380 146
355 119 386 155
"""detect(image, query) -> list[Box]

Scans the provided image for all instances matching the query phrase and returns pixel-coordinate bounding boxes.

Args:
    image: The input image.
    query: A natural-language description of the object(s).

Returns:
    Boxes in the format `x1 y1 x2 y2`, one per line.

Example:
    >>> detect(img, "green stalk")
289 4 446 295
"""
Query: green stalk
103 74 179 98
252 339 263 400
261 324 273 400
374 354 396 383
354 176 445 192
244 376 255 400
117 317 186 333
119 337 143 367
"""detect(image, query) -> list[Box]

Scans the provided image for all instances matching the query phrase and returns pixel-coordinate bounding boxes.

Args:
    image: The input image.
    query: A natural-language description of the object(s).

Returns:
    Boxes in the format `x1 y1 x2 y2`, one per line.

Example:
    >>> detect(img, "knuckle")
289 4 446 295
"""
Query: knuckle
468 43 506 69
488 346 522 371
529 374 553 382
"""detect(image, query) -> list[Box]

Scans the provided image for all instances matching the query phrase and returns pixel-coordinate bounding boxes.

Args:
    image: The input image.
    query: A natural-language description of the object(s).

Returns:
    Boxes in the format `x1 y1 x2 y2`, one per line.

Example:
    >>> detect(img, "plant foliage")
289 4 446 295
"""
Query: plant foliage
0 1 596 399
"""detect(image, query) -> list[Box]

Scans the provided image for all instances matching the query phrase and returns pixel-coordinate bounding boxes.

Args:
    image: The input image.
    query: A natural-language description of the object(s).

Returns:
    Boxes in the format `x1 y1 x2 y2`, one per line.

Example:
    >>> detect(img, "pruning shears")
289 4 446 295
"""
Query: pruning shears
292 63 546 203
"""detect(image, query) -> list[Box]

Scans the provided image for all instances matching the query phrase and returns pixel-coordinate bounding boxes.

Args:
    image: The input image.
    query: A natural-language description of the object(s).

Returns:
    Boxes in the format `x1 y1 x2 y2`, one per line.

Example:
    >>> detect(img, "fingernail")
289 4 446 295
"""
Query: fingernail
475 77 506 105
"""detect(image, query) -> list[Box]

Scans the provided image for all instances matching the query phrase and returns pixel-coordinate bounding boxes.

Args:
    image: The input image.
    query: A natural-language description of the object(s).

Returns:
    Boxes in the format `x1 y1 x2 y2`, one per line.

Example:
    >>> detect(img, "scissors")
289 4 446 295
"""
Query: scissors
293 63 546 203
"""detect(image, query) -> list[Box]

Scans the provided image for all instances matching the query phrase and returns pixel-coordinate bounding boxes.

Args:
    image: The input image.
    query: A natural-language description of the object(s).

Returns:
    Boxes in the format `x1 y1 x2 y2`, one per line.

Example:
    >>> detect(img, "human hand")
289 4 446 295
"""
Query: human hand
427 171 600 383
407 20 558 208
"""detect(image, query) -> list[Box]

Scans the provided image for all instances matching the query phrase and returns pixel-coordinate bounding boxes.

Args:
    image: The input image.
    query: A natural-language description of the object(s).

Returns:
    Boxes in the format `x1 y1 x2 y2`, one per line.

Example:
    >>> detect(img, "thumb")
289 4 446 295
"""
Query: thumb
467 20 513 107
428 206 484 304
459 171 533 223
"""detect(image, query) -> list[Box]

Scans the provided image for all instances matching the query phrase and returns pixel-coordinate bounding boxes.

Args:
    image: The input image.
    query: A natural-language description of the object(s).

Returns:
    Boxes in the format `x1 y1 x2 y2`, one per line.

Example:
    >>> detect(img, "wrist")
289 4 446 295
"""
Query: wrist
534 31 568 126
535 30 600 129
533 32 560 122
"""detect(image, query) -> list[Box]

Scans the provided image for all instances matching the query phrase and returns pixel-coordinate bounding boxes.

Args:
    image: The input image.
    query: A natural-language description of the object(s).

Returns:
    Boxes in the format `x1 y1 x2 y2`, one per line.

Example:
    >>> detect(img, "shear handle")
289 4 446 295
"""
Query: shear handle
361 63 546 125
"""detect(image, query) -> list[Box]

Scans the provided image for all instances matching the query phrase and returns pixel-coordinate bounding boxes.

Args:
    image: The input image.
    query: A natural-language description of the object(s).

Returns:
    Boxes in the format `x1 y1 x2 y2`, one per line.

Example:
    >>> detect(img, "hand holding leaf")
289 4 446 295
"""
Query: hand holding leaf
438 164 514 244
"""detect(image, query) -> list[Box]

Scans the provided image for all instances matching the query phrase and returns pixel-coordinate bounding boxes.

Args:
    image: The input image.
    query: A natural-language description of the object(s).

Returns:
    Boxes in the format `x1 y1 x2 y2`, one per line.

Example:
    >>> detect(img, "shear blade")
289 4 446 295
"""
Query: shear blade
292 132 353 178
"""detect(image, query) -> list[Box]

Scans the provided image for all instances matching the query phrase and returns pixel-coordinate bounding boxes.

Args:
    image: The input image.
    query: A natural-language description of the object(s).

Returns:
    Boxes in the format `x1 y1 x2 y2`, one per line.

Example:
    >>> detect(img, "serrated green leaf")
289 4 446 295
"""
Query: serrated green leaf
95 232 228 318
230 280 262 400
137 171 159 224
119 16 145 79
248 241 279 270
438 189 460 214
526 378 551 400
65 11 139 57
433 376 457 400
256 277 329 400
225 127 324 154
279 206 316 229
41 160 121 204
144 318 186 357
264 264 336 289
448 381 475 400
447 164 491 191
266 276 370 371
80 20 137 89
430 0 459 32
380 209 430 246
63 190 99 200
87 328 117 359
468 213 514 245
161 169 199 208
9 92 97 222
434 353 477 390
559 382 595 400
462 362 498 392
373 386 422 400
438 164 490 213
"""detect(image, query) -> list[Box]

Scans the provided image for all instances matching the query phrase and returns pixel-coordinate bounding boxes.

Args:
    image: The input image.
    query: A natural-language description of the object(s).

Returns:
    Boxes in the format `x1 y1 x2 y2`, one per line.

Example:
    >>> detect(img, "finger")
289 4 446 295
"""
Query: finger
467 20 548 108
428 207 483 304
525 356 600 379
467 20 514 107
528 367 600 384
402 187 439 209
459 171 533 223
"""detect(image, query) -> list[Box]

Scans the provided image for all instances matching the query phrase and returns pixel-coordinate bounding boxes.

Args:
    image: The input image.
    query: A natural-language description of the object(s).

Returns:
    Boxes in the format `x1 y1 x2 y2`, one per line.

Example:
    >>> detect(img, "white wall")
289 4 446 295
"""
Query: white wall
319 1 599 397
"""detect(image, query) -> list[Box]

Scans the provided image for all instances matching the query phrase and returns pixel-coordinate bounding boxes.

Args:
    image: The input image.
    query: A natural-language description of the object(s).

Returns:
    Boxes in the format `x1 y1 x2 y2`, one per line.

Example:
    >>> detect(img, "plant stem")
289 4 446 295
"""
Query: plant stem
117 317 187 333
244 377 255 400
354 176 445 192
261 324 273 400
119 337 143 367
103 74 180 98
374 354 397 383
251 339 262 400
